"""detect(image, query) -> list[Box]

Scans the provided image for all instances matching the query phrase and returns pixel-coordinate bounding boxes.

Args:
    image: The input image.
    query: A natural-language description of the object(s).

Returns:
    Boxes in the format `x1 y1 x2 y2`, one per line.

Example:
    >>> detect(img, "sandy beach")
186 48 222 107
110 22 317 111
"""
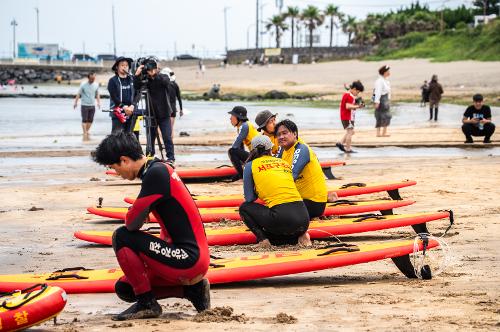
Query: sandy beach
1 58 499 331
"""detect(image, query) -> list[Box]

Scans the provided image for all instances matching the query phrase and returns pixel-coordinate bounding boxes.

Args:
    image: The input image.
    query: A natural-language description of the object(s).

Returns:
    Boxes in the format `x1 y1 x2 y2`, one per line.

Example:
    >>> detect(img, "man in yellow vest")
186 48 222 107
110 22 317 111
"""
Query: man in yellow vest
276 119 328 218
228 106 259 181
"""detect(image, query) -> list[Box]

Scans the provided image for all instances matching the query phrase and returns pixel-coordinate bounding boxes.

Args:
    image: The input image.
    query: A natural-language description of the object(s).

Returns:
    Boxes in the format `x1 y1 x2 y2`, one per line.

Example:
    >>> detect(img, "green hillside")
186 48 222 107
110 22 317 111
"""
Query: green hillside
368 20 500 61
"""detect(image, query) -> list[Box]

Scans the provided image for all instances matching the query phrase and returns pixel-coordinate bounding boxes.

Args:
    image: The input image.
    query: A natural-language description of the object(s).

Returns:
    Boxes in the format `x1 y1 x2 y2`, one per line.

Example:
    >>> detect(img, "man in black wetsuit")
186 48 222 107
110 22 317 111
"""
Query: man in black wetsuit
134 59 175 163
92 132 210 321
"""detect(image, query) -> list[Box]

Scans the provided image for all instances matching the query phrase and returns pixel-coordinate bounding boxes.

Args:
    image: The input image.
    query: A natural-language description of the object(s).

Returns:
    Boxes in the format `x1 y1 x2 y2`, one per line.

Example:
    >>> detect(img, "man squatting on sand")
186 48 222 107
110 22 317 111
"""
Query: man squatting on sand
92 132 210 321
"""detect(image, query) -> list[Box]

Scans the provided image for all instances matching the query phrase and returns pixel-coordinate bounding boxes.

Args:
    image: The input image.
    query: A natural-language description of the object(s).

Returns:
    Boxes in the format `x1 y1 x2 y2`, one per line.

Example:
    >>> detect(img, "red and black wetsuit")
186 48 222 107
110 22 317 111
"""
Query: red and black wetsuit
112 158 209 299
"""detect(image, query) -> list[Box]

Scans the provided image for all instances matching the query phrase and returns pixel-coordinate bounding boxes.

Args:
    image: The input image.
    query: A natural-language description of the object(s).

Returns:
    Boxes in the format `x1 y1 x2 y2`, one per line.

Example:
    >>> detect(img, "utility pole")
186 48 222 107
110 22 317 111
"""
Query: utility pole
224 6 230 53
112 4 117 57
35 7 40 43
255 0 259 49
11 19 18 58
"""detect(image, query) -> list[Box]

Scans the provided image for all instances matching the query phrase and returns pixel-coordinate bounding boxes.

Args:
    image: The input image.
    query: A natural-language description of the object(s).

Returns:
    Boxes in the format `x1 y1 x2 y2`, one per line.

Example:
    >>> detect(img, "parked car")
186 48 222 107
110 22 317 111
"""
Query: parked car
174 54 200 60
96 54 116 61
72 53 96 62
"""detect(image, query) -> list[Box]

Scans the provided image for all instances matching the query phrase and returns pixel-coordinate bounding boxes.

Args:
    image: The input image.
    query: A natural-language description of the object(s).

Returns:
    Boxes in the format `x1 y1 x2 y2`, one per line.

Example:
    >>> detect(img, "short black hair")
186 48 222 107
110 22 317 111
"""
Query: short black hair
87 72 95 78
472 94 483 102
350 80 364 92
275 119 298 137
92 132 143 165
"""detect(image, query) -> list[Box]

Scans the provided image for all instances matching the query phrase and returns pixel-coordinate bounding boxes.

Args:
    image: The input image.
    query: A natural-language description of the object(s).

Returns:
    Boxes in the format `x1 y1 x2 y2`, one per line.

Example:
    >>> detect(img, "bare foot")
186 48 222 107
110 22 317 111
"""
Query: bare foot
382 134 391 137
327 192 339 202
298 232 312 247
257 239 272 249
376 134 383 137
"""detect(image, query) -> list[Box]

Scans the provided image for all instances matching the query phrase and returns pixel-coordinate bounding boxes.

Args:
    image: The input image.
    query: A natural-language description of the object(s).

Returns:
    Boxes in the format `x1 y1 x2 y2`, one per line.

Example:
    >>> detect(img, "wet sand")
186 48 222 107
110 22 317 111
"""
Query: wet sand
1 134 499 331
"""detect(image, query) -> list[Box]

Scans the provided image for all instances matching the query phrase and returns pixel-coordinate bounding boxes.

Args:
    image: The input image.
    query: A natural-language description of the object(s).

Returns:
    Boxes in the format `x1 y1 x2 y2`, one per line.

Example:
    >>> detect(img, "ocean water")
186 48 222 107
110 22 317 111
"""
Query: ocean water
1 97 497 152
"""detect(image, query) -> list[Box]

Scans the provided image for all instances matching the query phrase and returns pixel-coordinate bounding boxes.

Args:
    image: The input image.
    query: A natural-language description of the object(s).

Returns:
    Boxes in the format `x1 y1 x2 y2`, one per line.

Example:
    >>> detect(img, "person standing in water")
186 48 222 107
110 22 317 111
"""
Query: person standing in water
73 72 100 140
373 65 392 137
227 106 259 181
239 135 311 248
428 75 444 121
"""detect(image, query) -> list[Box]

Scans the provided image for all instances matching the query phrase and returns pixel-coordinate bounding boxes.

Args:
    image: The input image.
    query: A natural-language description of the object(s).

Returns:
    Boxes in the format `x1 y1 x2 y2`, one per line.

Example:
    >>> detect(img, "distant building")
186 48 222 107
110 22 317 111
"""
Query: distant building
474 14 497 27
17 43 71 61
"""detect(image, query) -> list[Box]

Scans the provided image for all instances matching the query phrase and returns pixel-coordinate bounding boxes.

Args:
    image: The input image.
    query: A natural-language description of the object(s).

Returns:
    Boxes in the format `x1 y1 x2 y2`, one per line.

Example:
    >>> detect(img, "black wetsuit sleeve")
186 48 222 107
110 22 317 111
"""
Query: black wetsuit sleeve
175 82 183 110
107 77 122 107
243 161 257 202
291 143 310 180
126 165 171 231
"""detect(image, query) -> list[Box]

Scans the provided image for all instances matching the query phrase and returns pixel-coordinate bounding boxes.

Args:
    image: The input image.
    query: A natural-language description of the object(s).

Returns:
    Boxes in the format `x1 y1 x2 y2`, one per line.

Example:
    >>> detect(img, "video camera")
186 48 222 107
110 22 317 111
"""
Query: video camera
132 56 159 81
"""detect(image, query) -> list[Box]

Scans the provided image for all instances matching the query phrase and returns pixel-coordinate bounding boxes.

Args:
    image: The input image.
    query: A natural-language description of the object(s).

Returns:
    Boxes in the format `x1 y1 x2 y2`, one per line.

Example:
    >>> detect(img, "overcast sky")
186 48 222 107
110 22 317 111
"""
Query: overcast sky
1 0 472 59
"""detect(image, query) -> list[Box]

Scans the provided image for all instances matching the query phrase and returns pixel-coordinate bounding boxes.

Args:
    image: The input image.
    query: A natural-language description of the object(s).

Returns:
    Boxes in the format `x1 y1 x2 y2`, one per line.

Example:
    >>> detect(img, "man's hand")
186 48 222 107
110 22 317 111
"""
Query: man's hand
123 106 133 116
180 109 184 117
96 102 101 109
374 102 380 110
135 65 144 76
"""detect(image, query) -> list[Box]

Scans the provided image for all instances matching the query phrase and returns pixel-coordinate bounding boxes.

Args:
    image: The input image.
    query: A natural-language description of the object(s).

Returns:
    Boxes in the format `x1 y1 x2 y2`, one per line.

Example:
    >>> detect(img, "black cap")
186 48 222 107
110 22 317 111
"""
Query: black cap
112 56 133 72
228 106 248 121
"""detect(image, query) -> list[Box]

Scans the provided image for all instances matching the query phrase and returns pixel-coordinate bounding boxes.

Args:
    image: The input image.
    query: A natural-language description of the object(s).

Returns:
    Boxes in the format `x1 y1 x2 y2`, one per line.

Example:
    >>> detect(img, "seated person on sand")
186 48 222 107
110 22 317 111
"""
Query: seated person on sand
228 106 259 181
239 135 311 248
92 132 210 321
462 94 495 144
275 120 329 219
255 110 279 155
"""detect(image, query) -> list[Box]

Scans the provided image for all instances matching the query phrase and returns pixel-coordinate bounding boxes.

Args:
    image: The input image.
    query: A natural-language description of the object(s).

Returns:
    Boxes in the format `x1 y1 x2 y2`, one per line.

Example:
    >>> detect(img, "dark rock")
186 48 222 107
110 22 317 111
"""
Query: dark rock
264 90 290 99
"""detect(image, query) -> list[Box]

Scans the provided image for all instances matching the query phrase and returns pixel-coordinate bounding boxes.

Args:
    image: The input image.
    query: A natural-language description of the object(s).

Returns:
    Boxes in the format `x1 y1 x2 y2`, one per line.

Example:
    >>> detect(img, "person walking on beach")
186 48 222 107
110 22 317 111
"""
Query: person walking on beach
336 80 365 153
276 120 328 219
373 65 392 137
255 110 278 155
107 56 135 133
239 135 311 248
73 72 100 140
228 106 259 181
92 132 210 321
462 94 495 144
162 68 183 140
420 80 429 107
428 75 444 121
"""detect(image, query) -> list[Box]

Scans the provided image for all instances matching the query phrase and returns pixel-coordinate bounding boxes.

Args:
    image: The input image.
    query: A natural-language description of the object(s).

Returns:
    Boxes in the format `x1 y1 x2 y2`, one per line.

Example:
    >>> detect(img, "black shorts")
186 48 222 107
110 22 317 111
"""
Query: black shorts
341 120 354 129
81 106 95 123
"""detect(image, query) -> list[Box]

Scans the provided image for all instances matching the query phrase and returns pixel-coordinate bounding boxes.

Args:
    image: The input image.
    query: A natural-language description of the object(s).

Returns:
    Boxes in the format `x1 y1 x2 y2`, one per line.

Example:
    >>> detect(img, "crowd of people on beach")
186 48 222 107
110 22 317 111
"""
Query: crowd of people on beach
79 56 497 321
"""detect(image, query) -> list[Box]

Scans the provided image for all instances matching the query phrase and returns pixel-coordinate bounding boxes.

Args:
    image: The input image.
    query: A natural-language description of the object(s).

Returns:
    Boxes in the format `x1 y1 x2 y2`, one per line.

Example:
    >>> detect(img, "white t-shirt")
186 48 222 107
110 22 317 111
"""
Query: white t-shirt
373 75 391 104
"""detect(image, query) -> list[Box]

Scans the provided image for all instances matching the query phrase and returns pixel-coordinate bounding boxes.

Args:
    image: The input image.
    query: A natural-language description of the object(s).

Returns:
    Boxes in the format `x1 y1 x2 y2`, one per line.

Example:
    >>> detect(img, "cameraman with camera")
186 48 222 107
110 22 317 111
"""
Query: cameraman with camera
134 58 175 164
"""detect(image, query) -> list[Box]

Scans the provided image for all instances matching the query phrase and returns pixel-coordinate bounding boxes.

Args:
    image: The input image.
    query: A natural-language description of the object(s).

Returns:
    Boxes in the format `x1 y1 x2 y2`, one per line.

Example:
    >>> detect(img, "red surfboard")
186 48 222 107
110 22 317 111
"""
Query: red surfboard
75 211 450 246
105 161 345 182
0 239 439 294
124 180 417 208
87 199 415 223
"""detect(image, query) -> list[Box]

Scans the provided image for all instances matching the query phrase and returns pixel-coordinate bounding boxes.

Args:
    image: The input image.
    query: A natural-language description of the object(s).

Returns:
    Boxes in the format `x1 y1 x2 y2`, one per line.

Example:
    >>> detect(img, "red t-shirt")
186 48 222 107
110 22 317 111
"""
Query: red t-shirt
340 92 355 121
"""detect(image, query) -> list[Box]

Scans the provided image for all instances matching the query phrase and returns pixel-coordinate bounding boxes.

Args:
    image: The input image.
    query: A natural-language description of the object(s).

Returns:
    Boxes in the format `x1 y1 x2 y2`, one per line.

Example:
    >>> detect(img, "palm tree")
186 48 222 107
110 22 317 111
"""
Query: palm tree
301 5 324 62
266 14 288 48
285 6 300 49
324 4 341 47
342 15 357 46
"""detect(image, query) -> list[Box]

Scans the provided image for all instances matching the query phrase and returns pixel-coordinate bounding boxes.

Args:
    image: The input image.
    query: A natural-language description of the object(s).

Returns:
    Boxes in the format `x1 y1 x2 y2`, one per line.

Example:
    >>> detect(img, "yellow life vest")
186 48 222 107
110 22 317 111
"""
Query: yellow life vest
238 122 259 150
280 141 327 203
250 155 303 208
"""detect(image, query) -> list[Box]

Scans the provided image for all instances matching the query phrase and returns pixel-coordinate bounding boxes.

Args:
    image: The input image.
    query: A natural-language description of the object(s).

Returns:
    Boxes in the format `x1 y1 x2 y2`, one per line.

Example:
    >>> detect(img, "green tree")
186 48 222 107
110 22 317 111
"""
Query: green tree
324 4 343 47
301 5 324 61
266 14 288 48
285 6 300 49
342 15 357 46
473 0 500 16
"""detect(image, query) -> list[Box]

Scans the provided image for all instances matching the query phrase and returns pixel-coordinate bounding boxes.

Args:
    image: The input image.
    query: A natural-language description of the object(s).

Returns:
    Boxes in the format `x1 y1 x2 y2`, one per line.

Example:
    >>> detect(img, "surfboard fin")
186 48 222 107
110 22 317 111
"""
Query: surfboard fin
387 189 402 200
391 255 418 278
411 222 429 234
322 167 337 180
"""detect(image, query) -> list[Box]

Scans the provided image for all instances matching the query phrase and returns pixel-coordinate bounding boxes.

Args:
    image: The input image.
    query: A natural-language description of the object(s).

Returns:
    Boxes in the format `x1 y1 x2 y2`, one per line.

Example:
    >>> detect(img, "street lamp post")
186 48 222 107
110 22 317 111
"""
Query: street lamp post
11 19 18 58
35 7 40 43
224 7 230 53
